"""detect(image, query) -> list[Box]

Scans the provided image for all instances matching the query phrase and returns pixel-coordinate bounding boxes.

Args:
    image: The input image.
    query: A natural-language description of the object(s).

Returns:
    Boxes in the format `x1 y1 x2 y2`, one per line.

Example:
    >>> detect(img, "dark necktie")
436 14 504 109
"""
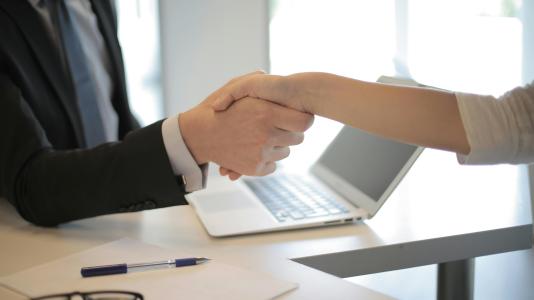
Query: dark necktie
50 0 107 148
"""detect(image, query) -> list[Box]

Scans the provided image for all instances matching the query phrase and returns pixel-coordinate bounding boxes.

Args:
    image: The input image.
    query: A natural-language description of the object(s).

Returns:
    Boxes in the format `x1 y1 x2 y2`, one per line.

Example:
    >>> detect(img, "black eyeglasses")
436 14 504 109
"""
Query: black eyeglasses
30 290 143 300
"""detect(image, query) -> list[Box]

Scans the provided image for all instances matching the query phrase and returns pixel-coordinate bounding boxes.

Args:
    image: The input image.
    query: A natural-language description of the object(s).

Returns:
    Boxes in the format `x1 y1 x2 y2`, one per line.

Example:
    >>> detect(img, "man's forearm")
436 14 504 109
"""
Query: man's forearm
11 122 187 226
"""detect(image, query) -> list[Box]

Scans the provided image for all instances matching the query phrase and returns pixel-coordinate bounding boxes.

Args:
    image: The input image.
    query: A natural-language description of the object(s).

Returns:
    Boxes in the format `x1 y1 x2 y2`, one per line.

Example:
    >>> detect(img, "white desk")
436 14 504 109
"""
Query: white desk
0 149 531 299
0 200 390 299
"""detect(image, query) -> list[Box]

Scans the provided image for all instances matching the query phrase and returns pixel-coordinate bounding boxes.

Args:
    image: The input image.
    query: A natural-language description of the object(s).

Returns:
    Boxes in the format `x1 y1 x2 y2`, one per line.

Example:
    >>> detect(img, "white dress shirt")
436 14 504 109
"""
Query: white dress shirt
29 0 205 192
456 82 534 165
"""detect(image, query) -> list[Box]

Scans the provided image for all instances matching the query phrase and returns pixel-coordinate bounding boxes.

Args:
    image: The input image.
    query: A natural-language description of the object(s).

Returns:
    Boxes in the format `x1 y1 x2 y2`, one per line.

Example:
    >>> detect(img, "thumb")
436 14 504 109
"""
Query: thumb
212 94 237 112
212 70 265 111
212 81 251 111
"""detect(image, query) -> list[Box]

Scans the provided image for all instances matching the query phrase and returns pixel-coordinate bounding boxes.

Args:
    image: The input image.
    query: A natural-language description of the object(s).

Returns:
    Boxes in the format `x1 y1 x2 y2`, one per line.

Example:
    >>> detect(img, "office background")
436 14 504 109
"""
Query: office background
114 0 533 299
116 0 534 172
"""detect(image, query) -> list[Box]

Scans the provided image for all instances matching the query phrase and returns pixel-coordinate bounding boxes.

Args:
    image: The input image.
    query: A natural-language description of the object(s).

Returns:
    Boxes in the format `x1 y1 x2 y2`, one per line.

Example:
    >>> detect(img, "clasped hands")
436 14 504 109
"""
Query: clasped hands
179 71 314 181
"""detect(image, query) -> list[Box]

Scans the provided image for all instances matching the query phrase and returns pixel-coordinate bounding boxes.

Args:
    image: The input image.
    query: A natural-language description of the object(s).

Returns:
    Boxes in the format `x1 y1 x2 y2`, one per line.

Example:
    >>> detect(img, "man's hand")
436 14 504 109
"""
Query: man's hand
210 72 323 179
179 85 314 179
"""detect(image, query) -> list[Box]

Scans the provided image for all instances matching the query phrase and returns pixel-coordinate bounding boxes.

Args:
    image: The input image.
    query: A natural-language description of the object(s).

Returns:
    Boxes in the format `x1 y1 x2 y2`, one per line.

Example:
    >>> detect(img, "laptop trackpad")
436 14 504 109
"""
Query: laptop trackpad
195 191 257 213
190 186 280 236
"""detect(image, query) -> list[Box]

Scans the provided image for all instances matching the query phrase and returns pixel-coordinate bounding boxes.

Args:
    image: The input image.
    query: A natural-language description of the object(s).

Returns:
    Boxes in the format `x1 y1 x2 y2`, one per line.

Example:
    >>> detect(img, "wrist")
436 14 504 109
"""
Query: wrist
178 110 210 165
287 72 325 114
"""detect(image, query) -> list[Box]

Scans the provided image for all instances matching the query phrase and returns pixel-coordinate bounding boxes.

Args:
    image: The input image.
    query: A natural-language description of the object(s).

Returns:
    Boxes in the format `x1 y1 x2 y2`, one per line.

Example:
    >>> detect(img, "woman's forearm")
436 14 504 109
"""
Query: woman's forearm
290 72 470 154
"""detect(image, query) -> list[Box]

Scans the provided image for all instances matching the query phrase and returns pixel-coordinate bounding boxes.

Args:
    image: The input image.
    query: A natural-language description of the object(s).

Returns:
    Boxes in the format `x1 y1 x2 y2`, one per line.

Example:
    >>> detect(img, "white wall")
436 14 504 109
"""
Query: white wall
159 0 269 115
522 0 534 238
523 0 534 84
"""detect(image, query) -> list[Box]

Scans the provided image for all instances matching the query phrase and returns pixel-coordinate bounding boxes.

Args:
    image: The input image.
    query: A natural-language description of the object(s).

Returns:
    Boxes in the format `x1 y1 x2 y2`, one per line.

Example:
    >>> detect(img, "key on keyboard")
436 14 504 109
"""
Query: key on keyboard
243 175 349 222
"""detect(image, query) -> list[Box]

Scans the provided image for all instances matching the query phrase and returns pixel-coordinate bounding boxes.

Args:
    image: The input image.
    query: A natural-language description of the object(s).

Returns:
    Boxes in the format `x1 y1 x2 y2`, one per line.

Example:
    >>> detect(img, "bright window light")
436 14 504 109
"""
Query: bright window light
116 0 163 126
270 0 397 172
407 0 523 95
269 0 523 171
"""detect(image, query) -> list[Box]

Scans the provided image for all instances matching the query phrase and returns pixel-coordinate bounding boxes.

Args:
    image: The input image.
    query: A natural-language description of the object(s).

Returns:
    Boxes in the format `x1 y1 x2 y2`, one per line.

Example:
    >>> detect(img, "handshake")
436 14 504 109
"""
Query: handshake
179 69 473 183
179 71 315 181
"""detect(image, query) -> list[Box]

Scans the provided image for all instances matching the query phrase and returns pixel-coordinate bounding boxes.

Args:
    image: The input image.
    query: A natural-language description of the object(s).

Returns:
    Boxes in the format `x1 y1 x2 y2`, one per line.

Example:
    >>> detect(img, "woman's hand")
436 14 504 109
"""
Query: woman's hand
212 73 315 113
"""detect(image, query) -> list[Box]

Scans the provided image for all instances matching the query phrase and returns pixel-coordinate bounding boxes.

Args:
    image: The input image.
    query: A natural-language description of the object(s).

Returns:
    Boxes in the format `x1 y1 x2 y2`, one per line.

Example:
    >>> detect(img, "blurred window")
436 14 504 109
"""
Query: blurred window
269 0 524 170
116 0 163 126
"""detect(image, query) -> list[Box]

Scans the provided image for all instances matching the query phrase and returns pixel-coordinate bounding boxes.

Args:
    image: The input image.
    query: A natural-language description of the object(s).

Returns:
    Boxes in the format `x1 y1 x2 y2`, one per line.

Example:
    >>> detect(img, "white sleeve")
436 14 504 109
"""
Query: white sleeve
161 116 208 192
456 82 534 165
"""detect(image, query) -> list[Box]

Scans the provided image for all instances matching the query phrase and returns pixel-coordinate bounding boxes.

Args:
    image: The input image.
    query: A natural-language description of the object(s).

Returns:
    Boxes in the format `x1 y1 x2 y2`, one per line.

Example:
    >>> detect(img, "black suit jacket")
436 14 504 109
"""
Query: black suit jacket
0 0 188 226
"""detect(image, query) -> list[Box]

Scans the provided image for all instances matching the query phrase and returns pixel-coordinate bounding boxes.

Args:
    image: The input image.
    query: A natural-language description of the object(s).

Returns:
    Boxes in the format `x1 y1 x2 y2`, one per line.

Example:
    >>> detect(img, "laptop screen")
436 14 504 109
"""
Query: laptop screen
316 126 419 201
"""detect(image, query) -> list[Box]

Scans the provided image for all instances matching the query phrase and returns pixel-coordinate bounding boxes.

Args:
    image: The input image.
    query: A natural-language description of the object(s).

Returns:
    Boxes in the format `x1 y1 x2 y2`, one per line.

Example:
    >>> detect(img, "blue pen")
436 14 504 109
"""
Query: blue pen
81 257 210 278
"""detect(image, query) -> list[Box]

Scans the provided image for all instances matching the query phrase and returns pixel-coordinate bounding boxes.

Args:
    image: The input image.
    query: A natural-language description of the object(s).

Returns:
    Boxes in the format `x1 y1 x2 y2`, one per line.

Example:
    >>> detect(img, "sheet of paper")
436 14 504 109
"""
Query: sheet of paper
0 238 297 299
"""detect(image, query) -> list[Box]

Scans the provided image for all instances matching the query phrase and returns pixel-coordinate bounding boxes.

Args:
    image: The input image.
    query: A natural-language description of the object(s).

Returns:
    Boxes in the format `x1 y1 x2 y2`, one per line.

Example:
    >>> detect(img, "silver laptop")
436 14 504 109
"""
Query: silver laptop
187 127 423 237
187 76 423 237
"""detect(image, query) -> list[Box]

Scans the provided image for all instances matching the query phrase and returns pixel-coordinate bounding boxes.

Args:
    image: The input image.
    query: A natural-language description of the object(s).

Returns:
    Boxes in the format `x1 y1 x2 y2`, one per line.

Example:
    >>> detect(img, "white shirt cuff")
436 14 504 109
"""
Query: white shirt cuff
161 116 208 192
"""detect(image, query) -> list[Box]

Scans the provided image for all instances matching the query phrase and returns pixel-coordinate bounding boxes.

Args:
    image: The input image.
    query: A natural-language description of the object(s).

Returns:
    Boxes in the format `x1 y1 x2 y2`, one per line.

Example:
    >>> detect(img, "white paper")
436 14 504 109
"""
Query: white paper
0 238 297 299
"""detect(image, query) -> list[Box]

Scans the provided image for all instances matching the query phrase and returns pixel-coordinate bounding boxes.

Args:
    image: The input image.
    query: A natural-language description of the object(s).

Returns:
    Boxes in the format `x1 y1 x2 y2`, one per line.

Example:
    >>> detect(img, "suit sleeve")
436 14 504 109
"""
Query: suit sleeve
0 74 188 226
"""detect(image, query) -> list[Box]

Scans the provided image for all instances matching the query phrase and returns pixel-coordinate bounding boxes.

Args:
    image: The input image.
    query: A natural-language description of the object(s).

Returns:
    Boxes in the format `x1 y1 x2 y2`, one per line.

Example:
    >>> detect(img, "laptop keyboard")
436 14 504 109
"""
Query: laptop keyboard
243 175 350 223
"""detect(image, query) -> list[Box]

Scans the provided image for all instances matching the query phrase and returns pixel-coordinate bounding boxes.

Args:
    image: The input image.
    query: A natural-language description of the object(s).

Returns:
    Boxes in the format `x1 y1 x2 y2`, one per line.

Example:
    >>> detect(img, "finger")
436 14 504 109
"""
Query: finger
228 171 242 181
271 131 305 147
271 104 315 132
265 146 291 162
256 161 277 176
213 74 280 111
219 167 229 176
220 166 241 180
